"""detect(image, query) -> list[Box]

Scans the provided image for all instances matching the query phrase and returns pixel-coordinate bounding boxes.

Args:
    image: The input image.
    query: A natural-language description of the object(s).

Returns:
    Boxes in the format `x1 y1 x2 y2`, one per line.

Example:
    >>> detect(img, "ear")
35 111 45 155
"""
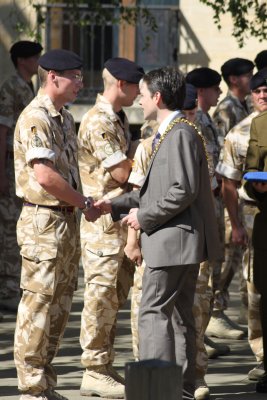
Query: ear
228 75 238 86
118 79 126 89
153 91 161 105
48 70 58 85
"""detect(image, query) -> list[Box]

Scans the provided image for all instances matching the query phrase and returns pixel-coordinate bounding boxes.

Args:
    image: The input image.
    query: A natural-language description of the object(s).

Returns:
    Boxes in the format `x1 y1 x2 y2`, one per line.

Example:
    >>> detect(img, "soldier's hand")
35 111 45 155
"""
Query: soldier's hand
83 206 101 222
124 241 142 266
231 224 248 247
94 199 112 215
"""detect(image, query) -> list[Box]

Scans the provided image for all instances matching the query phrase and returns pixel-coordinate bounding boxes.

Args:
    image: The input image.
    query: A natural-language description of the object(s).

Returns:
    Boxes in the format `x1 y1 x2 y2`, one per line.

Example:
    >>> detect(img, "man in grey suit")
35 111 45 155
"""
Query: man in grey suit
96 67 221 400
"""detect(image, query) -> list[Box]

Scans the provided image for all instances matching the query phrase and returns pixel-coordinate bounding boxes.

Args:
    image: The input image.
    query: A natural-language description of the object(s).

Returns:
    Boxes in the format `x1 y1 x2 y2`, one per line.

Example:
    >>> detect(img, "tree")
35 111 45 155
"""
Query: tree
200 0 267 47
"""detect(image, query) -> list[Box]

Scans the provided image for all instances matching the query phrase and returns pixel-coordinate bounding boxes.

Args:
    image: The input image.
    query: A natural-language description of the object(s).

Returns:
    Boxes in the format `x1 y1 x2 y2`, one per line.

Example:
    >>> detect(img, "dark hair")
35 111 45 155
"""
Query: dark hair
142 66 186 110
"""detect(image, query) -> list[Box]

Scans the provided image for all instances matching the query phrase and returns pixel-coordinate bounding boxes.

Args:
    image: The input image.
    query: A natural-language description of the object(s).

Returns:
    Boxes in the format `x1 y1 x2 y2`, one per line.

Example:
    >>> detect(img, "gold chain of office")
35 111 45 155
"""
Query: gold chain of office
151 117 208 161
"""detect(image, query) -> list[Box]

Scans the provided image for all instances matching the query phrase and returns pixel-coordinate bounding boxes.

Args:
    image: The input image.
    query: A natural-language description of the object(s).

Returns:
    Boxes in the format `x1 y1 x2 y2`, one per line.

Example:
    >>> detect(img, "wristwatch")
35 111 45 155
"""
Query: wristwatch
81 196 93 211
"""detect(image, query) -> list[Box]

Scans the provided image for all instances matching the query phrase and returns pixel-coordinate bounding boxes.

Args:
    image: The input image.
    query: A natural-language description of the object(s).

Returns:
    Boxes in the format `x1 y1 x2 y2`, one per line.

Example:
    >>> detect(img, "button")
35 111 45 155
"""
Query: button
97 250 103 257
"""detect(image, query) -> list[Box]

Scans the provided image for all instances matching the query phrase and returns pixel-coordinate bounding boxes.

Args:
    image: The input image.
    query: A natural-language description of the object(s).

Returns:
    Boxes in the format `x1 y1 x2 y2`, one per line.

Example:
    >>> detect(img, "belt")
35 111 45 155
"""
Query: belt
23 202 75 213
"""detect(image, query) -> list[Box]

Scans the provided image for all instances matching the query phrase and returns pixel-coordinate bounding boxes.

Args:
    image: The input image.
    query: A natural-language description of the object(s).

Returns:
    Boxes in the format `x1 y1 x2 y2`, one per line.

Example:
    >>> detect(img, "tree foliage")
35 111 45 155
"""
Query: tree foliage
200 0 267 47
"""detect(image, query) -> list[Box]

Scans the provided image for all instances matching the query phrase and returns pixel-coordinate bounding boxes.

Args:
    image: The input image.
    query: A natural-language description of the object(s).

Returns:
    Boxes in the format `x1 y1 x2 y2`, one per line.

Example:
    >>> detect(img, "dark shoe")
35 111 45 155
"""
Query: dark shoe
248 362 265 381
256 372 267 393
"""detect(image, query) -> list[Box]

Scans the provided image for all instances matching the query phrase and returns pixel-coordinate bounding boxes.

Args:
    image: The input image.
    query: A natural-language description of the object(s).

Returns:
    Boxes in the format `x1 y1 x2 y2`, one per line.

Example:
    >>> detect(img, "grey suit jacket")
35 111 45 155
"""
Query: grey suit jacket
112 121 221 267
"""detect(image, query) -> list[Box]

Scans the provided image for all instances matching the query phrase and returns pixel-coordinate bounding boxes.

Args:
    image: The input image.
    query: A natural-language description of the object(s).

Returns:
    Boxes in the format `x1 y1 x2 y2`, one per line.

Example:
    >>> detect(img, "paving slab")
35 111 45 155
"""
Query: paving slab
0 270 265 400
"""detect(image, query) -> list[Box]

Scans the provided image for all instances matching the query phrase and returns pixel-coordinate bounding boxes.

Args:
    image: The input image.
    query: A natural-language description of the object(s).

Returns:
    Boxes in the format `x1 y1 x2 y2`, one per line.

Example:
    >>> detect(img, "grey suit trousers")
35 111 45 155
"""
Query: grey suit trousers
139 263 199 400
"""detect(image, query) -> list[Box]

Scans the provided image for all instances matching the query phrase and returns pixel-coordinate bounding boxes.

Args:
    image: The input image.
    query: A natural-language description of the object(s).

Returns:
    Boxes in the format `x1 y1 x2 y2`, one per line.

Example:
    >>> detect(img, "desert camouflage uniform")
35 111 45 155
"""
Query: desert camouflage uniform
140 119 159 139
0 72 34 299
13 90 81 394
194 108 223 378
213 91 253 310
216 111 263 361
78 94 135 367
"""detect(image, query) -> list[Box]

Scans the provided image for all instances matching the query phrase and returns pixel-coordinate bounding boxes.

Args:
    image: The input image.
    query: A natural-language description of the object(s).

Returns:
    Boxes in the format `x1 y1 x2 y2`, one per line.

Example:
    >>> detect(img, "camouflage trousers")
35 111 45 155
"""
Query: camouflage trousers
131 262 145 360
242 203 263 361
213 209 247 310
0 157 22 298
80 215 135 367
193 261 213 378
14 206 80 394
210 195 225 311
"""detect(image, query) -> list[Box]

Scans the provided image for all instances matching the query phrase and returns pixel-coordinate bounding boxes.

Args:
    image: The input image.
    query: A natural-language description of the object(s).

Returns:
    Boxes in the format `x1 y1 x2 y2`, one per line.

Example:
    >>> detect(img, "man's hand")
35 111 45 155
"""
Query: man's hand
252 181 267 193
231 224 248 247
83 205 101 222
122 208 140 230
94 199 112 214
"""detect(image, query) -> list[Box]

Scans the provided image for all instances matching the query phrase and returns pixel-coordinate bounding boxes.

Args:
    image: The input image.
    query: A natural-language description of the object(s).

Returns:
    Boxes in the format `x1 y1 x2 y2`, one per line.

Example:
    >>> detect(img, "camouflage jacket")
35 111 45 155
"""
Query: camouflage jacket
216 111 259 200
213 90 253 148
78 94 131 200
194 108 219 190
14 89 79 205
0 72 34 151
128 135 154 187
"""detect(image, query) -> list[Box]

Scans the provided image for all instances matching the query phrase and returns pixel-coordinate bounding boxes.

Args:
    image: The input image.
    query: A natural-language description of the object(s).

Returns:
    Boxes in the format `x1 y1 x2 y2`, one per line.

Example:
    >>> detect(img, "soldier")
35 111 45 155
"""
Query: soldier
212 57 254 330
216 69 267 381
77 57 144 399
14 49 100 400
0 40 42 315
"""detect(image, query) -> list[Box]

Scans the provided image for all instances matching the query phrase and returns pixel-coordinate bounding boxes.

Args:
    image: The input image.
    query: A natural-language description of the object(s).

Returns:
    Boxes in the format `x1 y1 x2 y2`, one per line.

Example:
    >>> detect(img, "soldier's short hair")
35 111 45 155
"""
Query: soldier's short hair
102 68 117 89
38 65 49 87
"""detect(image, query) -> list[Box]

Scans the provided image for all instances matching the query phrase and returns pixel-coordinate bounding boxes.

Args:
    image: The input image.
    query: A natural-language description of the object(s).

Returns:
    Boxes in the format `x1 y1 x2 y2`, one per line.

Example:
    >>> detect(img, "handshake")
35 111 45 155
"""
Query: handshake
81 197 112 222
81 197 140 230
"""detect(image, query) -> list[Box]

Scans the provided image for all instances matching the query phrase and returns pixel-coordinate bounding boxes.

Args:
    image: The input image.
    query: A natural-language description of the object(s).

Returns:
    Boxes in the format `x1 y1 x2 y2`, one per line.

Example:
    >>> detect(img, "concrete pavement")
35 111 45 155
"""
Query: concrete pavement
0 270 266 400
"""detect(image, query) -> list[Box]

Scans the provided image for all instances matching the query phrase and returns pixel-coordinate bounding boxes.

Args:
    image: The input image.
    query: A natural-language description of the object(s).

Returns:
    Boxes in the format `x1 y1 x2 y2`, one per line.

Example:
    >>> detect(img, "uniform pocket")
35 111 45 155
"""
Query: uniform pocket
20 244 58 295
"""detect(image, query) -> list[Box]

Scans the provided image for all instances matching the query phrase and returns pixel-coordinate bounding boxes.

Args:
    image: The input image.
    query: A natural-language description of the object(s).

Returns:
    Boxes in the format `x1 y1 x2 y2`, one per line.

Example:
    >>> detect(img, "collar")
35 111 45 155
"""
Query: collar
158 110 183 135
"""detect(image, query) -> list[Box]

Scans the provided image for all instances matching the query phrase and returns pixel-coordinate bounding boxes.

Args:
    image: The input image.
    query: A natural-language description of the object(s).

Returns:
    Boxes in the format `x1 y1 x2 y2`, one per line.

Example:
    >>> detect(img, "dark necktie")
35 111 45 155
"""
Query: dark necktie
152 132 161 151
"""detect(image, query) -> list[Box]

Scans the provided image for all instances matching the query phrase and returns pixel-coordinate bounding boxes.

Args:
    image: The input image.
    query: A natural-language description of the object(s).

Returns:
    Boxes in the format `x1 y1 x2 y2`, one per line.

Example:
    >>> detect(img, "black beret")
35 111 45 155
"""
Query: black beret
10 41 43 59
104 57 144 83
255 50 267 71
221 58 254 80
183 83 197 110
186 67 221 88
250 68 267 90
38 49 83 71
